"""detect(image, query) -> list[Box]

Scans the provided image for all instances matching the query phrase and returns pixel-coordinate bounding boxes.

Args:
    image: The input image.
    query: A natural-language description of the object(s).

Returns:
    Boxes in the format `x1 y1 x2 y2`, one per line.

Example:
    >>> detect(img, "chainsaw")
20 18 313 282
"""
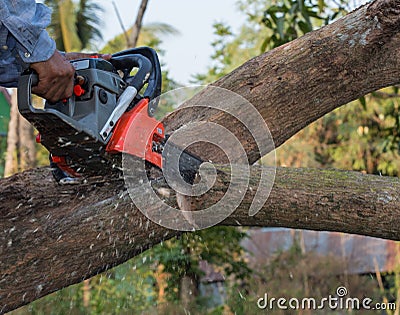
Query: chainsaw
17 47 201 183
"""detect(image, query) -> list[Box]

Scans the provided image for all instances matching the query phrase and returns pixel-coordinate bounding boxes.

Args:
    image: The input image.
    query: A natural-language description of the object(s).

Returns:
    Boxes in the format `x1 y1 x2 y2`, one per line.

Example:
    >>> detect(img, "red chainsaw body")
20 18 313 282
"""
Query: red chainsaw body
106 98 164 169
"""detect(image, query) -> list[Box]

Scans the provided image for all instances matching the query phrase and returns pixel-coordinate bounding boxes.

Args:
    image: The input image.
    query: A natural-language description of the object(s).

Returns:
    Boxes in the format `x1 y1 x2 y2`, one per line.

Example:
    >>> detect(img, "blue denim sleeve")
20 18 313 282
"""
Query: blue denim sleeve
0 0 56 87
0 0 56 63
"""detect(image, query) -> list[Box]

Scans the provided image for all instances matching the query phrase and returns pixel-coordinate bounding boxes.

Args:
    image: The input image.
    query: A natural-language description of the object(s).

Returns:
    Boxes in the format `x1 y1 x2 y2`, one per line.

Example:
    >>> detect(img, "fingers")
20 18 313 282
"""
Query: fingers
64 52 112 61
31 50 75 103
32 72 74 103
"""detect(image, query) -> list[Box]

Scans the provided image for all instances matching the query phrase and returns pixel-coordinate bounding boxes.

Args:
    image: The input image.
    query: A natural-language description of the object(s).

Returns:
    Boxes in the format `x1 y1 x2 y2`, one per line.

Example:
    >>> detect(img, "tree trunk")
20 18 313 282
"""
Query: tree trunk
128 0 149 48
154 264 169 304
82 279 91 308
180 275 199 309
1 0 400 312
4 89 36 177
58 0 82 52
18 114 36 171
4 89 18 177
0 166 399 313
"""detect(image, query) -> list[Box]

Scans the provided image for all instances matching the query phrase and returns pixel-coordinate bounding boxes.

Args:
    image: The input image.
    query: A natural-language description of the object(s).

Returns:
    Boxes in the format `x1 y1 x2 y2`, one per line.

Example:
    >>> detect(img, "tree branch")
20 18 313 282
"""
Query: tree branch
1 166 399 313
163 0 400 163
128 0 149 48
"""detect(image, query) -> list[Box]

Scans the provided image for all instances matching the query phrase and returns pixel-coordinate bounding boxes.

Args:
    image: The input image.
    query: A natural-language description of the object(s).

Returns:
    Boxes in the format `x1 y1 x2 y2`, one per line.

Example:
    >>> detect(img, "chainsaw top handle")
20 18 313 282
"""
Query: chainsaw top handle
110 54 152 95
112 47 162 116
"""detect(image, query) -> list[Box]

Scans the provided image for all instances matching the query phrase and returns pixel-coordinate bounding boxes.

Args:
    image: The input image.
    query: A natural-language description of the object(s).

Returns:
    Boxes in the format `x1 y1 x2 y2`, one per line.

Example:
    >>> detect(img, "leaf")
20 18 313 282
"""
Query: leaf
261 36 271 52
298 20 311 34
262 17 273 29
277 17 285 39
266 5 282 14
359 96 367 110
289 2 299 15
307 9 323 19
297 0 304 12
318 0 325 13
301 9 313 28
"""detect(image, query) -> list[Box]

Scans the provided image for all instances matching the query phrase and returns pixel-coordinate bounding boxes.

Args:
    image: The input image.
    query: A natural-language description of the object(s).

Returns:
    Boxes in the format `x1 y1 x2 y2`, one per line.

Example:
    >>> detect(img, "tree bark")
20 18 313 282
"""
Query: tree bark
1 0 400 312
0 166 399 313
128 0 149 48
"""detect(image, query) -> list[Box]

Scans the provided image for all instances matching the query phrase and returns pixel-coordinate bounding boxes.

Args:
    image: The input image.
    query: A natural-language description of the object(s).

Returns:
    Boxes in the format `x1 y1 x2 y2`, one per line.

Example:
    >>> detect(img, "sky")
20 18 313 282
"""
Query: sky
98 0 246 84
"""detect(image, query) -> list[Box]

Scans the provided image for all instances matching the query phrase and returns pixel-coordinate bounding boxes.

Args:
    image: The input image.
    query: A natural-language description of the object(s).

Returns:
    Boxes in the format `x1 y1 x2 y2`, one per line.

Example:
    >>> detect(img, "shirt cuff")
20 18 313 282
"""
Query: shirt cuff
18 29 56 64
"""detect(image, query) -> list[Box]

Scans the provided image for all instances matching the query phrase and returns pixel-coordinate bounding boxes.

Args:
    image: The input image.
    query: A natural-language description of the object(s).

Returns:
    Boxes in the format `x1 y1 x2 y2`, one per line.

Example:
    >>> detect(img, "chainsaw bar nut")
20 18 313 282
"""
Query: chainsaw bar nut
98 89 108 104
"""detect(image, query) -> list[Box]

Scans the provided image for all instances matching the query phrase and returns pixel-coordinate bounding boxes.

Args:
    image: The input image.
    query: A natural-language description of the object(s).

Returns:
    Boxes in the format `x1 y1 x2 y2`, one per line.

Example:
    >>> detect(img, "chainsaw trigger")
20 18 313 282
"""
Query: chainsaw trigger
73 84 85 97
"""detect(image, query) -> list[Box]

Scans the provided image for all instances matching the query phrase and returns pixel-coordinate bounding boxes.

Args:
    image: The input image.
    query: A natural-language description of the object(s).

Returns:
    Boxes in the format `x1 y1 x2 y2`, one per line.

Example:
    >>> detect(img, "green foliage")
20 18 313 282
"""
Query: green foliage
45 0 67 50
101 23 179 54
0 135 6 177
260 0 347 50
86 265 156 313
325 91 400 175
196 0 348 83
194 21 268 83
135 227 251 303
276 92 400 176
380 252 400 315
195 0 400 178
75 0 103 49
14 228 250 314
20 261 157 315
22 283 85 314
45 0 103 51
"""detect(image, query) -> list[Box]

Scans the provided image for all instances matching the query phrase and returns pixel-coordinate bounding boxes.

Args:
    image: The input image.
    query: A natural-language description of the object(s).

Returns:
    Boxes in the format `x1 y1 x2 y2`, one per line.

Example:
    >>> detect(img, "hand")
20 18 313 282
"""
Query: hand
30 51 112 102
30 50 75 103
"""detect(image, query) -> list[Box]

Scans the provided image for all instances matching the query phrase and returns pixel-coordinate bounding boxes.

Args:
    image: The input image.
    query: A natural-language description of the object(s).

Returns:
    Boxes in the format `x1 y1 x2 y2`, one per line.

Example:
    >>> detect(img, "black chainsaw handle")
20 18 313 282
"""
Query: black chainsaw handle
112 47 162 116
110 54 152 94
17 72 39 115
